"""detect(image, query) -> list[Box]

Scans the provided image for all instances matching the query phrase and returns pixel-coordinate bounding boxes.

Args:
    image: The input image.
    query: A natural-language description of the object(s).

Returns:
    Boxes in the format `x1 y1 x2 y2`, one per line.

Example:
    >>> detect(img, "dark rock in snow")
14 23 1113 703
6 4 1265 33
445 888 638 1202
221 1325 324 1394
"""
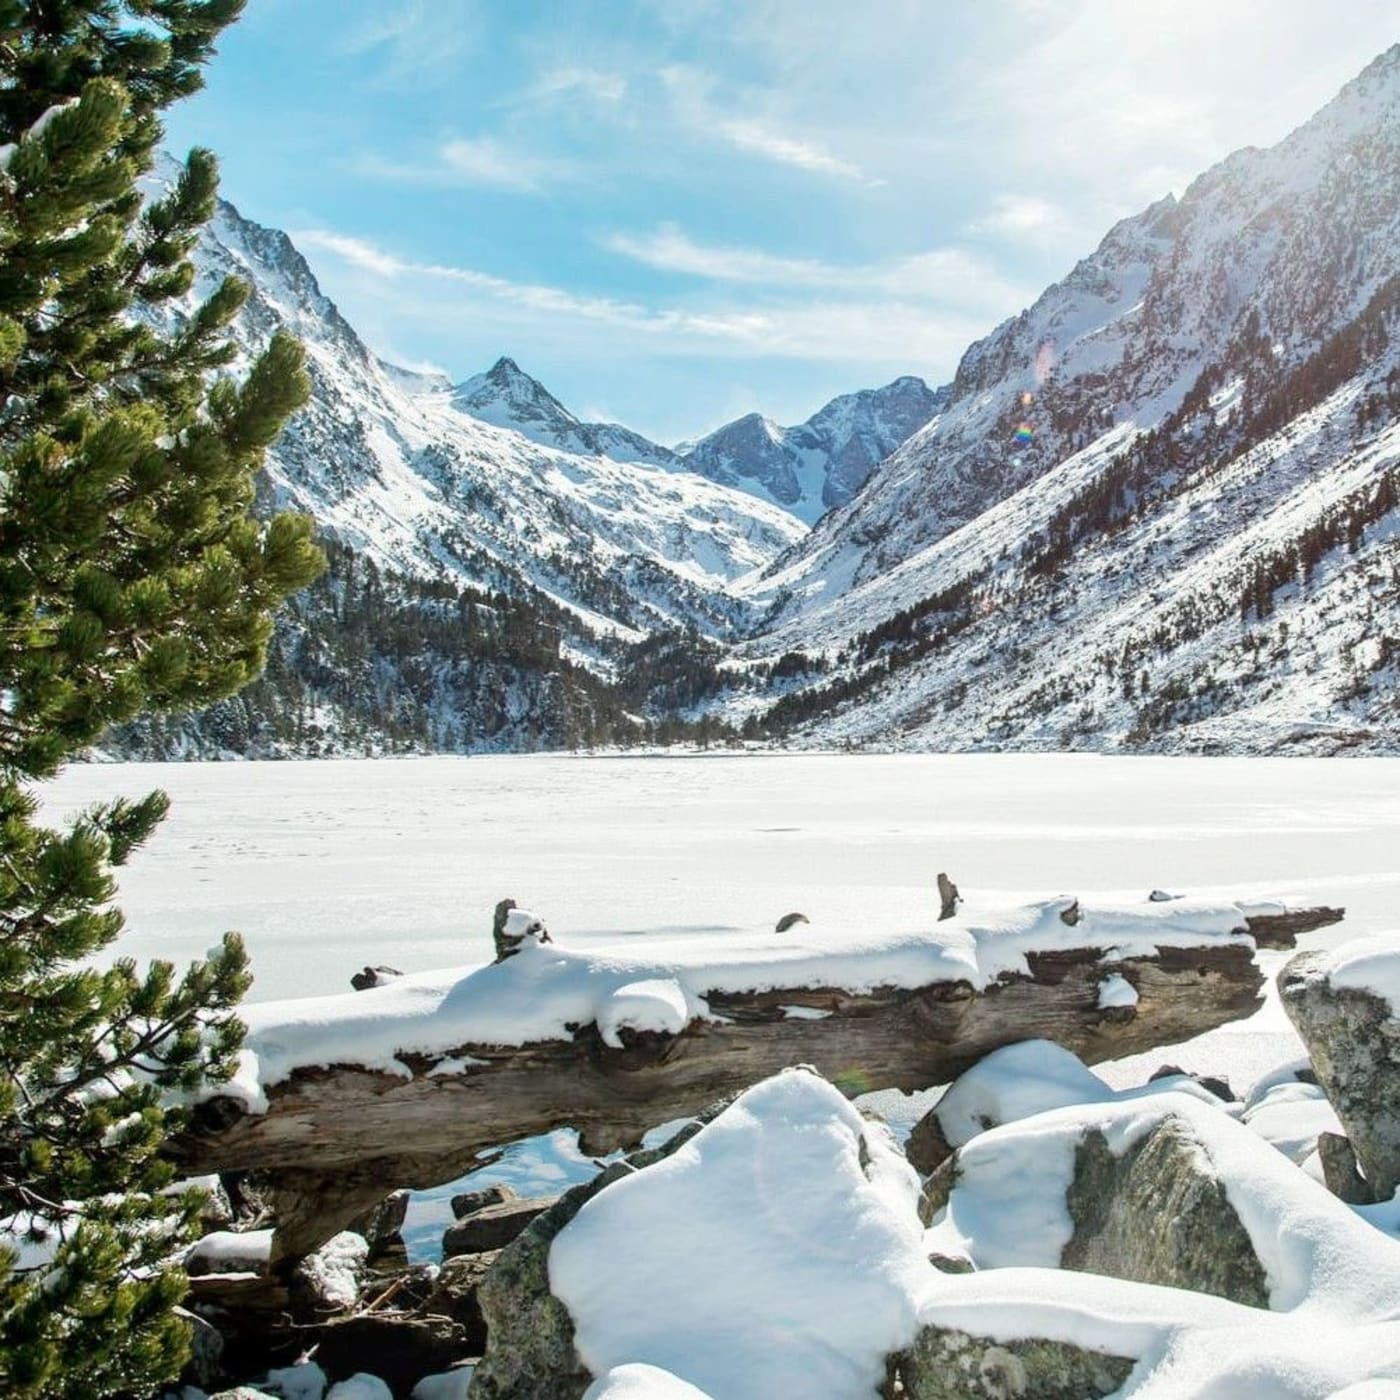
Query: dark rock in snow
442 1196 556 1257
905 1106 956 1176
898 1326 1134 1399
349 1188 411 1263
351 965 403 991
1317 1130 1373 1205
426 1250 501 1352
1148 1063 1235 1102
315 1313 467 1395
451 1183 516 1220
175 1305 225 1389
1061 1120 1270 1306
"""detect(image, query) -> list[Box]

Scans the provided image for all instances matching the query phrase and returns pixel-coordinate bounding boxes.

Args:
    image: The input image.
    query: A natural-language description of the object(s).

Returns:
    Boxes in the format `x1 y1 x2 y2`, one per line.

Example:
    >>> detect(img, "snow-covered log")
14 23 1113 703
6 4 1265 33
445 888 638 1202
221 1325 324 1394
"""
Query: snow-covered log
169 893 1341 1262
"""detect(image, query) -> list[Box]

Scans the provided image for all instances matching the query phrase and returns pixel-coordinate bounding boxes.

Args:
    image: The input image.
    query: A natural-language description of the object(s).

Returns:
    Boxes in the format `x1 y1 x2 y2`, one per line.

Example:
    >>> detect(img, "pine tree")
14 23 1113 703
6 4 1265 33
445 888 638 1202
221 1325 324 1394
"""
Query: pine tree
0 4 324 1395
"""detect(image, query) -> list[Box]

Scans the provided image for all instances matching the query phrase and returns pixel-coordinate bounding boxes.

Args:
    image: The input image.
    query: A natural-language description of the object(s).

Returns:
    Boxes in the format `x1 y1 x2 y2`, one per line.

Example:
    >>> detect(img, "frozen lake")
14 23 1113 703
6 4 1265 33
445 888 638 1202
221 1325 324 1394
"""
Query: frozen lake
39 752 1400 1251
40 752 1400 1006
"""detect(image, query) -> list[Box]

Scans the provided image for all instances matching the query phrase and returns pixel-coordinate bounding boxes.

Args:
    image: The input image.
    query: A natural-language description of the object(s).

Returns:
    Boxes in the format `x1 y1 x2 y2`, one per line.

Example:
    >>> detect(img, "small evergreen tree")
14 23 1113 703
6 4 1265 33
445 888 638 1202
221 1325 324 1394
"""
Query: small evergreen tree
0 4 324 1394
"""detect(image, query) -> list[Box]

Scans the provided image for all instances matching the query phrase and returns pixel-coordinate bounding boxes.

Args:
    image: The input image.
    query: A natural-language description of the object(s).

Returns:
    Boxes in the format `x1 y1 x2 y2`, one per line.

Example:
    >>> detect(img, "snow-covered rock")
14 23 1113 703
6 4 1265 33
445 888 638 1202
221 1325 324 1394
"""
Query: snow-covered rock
1281 933 1400 1200
905 1039 1226 1172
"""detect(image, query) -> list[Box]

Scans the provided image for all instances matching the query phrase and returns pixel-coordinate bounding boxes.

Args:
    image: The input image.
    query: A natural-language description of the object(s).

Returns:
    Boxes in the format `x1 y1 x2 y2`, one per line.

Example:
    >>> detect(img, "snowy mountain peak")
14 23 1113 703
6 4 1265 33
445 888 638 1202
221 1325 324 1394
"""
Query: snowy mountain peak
454 355 579 428
681 376 948 525
451 356 679 469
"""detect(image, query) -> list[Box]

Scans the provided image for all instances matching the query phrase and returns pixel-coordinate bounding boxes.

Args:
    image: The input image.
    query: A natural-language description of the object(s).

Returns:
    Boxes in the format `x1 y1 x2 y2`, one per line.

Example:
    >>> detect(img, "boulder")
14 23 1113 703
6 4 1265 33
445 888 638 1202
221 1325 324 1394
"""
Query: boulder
466 1164 630 1400
898 1325 1134 1399
1317 1131 1372 1204
176 1305 225 1389
441 1196 554 1257
1280 941 1400 1200
920 1096 1273 1308
1060 1119 1269 1306
425 1251 500 1353
316 1315 467 1396
290 1232 369 1313
902 1039 1227 1177
450 1184 515 1220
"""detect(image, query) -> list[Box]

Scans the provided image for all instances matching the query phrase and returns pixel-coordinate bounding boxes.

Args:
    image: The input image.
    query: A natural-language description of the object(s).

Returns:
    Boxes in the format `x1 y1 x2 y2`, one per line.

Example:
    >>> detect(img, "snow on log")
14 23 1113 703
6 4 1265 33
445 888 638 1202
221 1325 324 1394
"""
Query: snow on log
170 892 1342 1261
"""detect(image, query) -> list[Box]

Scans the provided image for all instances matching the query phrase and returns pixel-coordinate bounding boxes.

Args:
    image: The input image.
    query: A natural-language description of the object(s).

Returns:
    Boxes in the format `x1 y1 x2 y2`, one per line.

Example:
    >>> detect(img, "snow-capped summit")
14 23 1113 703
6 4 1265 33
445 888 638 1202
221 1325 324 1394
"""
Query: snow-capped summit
679 376 947 525
453 356 680 468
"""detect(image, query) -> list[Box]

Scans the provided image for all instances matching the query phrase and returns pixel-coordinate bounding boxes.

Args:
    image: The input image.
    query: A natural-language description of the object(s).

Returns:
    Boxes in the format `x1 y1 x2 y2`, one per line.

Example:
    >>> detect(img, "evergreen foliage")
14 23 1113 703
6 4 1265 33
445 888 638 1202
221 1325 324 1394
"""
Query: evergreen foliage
0 4 323 1395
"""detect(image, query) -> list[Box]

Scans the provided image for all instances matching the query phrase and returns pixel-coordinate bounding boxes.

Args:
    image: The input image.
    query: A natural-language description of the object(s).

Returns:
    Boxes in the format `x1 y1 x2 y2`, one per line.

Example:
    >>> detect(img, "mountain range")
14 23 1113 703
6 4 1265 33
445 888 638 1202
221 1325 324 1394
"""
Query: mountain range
111 44 1400 758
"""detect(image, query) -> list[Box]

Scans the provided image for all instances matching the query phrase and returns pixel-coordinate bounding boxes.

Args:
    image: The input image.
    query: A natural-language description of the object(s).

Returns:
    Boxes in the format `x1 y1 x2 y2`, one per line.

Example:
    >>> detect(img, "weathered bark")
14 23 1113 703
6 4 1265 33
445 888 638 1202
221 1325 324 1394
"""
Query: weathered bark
1246 906 1345 950
171 904 1342 1261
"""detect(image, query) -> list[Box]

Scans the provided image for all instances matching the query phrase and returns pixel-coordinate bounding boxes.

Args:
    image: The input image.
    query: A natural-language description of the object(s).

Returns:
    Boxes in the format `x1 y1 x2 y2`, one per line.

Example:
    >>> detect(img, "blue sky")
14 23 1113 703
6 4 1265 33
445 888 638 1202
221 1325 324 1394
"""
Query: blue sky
165 1 1399 443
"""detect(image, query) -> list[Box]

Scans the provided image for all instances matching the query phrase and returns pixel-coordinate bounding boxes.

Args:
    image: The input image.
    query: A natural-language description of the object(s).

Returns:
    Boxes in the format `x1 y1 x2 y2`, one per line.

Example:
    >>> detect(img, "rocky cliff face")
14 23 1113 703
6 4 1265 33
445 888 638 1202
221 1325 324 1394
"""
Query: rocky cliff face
680 376 946 524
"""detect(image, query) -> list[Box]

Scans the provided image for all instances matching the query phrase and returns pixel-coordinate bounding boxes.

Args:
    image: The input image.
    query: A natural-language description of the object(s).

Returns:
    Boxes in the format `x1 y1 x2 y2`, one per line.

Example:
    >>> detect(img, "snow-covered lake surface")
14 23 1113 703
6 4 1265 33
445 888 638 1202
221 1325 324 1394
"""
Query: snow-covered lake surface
38 752 1400 1253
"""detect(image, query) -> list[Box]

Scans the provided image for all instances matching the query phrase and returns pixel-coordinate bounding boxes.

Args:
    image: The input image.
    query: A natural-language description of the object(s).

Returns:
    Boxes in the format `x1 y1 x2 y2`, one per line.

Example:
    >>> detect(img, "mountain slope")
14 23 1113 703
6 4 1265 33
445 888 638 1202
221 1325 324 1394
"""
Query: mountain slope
171 181 806 640
755 44 1400 623
680 377 947 524
110 168 812 756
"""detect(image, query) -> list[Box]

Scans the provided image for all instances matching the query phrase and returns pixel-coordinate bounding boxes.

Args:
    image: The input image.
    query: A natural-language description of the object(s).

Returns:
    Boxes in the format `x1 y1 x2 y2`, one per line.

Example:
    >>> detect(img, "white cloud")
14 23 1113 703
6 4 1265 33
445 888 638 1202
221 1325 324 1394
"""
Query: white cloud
602 225 833 285
342 1 479 86
718 118 874 184
355 137 575 193
519 66 627 106
438 137 561 192
966 195 1074 242
602 224 1033 315
292 229 406 278
296 225 1022 369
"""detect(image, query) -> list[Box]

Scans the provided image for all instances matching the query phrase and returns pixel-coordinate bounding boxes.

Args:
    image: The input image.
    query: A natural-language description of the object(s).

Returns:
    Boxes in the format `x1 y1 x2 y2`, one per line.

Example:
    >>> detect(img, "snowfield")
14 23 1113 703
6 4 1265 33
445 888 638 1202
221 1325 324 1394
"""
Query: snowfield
39 752 1400 1269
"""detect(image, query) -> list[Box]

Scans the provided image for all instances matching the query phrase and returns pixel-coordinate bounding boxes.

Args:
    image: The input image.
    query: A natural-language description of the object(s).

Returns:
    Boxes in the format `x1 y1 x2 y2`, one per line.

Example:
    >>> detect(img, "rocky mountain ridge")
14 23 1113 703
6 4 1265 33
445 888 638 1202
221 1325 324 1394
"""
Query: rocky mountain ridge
677 375 948 524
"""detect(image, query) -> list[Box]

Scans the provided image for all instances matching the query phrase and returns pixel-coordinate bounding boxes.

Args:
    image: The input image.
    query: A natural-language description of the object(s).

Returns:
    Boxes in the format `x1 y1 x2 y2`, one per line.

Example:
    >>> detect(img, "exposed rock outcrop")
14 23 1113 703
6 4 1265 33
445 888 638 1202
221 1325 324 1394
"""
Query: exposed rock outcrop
1280 941 1400 1200
898 1326 1134 1400
442 1196 555 1257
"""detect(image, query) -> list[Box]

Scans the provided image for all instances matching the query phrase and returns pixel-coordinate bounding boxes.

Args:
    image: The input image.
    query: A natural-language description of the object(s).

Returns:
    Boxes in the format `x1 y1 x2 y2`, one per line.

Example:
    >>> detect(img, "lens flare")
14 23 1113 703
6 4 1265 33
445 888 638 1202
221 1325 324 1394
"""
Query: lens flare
1014 422 1035 444
1034 340 1056 386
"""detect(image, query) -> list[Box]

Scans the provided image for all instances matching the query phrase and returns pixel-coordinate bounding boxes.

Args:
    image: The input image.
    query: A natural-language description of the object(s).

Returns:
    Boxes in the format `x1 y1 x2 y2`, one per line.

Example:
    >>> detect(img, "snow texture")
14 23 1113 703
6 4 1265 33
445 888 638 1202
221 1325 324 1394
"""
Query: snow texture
582 1364 715 1399
216 892 1261 1105
297 1231 367 1309
185 1228 273 1272
549 1069 928 1399
1315 931 1400 1010
930 1039 1227 1153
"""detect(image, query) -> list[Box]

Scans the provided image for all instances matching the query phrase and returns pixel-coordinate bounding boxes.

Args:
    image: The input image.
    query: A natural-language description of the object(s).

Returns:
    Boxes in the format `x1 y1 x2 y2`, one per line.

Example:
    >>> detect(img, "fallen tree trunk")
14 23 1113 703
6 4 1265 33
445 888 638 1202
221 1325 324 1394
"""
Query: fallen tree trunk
171 901 1341 1263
